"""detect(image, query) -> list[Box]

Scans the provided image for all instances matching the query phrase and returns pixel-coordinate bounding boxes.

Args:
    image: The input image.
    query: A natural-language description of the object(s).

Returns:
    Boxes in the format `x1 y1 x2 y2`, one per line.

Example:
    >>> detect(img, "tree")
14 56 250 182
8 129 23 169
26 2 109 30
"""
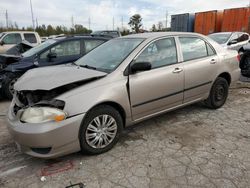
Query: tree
128 14 142 33
157 21 163 31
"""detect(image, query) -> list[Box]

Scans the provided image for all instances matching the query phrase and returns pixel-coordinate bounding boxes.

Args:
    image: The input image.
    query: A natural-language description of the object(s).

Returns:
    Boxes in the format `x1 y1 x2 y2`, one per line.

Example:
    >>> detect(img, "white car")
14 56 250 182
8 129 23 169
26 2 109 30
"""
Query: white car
0 31 41 54
208 32 249 53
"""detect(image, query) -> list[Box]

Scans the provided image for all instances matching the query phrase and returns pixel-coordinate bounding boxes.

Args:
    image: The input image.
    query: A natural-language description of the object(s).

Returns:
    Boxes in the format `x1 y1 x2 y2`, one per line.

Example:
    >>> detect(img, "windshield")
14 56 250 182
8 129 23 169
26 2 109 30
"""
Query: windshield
0 33 5 39
208 33 232 44
75 38 144 73
22 39 56 57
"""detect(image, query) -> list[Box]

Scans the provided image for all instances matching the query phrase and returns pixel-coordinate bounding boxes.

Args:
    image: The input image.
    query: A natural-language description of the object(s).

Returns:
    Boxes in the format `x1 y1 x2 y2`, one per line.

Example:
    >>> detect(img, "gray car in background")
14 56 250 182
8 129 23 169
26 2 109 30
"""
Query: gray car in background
208 32 249 53
7 32 240 158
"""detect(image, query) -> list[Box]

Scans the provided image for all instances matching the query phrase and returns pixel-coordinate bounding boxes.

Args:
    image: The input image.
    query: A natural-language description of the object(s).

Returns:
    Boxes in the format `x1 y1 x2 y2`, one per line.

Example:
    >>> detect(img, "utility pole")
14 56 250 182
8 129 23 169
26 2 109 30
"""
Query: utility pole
88 17 91 30
165 10 168 29
121 16 123 29
5 10 8 29
36 18 38 28
71 15 74 28
30 0 35 31
113 16 114 30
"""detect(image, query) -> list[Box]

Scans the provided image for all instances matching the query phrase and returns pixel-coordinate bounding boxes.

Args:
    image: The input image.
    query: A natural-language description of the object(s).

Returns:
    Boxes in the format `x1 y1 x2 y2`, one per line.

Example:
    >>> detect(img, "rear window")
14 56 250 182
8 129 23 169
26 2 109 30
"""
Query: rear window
24 33 37 43
84 40 105 53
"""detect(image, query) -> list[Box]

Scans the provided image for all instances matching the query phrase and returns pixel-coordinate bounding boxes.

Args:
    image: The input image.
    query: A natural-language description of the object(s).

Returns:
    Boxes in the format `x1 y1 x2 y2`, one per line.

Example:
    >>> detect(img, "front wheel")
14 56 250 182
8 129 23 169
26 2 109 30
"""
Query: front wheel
79 105 123 155
3 73 20 100
204 77 229 109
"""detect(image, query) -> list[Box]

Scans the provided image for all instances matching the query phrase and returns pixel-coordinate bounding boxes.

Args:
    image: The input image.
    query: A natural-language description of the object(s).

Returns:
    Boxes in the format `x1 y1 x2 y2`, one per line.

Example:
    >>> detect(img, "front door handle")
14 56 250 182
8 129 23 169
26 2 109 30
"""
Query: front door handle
172 68 183 73
210 59 216 64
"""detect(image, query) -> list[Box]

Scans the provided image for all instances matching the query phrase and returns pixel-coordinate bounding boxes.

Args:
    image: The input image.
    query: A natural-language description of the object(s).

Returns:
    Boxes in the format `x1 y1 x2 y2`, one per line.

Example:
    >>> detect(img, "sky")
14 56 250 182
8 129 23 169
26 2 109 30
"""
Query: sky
0 0 249 31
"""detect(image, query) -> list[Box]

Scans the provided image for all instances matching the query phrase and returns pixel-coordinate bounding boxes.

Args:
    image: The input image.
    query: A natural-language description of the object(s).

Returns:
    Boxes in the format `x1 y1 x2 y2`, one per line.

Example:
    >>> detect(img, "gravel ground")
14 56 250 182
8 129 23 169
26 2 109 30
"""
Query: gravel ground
0 81 250 188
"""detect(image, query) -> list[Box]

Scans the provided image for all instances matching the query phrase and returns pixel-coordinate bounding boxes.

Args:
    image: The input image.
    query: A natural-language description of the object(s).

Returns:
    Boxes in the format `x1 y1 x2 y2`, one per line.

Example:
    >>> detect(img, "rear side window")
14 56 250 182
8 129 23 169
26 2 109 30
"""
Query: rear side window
135 37 177 69
24 33 37 43
179 37 208 61
2 33 22 44
84 40 105 53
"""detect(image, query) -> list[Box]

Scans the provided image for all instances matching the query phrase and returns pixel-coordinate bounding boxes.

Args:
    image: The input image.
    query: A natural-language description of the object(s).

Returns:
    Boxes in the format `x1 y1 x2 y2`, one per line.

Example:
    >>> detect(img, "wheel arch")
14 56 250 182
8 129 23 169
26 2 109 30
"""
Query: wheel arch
86 101 127 128
217 72 231 86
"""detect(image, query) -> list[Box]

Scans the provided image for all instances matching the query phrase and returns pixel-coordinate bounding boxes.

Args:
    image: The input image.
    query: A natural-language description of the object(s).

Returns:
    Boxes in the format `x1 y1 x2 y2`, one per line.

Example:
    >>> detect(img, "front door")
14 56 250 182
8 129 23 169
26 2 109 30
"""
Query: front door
129 37 184 120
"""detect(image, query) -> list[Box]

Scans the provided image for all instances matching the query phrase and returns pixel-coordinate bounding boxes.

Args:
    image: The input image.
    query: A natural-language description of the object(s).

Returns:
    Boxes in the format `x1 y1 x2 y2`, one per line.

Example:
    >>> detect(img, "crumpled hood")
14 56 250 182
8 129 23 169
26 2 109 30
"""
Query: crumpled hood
14 64 107 91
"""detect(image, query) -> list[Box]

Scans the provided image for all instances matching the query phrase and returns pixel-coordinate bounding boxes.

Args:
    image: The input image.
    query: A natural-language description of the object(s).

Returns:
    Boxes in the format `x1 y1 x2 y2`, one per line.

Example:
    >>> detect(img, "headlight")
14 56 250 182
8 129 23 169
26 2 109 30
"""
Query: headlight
20 107 67 123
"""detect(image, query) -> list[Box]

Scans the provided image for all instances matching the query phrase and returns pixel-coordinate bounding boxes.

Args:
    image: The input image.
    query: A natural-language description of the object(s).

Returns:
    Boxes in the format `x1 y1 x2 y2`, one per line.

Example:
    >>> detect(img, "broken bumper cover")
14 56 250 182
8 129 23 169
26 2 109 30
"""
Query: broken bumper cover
7 106 85 159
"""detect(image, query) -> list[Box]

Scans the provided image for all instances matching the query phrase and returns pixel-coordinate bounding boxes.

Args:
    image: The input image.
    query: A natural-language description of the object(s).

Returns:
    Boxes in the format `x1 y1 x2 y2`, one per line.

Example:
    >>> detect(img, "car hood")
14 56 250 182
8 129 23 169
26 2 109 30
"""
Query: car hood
14 64 107 91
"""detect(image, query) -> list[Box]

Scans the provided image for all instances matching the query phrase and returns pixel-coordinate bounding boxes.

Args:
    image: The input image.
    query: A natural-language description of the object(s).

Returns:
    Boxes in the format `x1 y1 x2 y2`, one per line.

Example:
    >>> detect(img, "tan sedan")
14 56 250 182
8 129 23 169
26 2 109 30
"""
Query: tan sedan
7 32 240 158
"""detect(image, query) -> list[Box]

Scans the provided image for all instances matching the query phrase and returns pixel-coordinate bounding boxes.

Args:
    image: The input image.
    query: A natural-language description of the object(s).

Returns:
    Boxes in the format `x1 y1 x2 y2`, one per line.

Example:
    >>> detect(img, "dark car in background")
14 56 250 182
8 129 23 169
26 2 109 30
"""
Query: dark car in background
0 35 109 99
91 30 121 38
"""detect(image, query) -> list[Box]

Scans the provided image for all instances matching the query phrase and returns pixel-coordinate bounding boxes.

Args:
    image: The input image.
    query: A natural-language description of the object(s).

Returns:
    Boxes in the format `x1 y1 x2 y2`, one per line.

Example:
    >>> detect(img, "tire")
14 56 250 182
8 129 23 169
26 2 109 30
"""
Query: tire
2 73 20 100
205 77 229 109
79 105 123 155
240 52 250 77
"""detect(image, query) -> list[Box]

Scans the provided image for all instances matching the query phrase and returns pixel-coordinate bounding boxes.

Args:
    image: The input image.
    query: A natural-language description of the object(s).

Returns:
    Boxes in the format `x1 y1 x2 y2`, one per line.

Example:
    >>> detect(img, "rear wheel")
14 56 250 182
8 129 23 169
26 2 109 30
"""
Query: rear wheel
79 105 123 155
205 77 229 109
2 73 20 100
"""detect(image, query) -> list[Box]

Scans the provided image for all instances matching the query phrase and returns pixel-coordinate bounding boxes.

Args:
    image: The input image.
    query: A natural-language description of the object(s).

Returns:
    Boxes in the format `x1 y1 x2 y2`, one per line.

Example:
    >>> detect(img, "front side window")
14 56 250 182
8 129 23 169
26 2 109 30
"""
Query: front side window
84 40 105 53
179 37 208 61
2 33 22 44
135 38 177 69
40 40 81 59
237 33 249 42
22 39 56 57
24 33 37 43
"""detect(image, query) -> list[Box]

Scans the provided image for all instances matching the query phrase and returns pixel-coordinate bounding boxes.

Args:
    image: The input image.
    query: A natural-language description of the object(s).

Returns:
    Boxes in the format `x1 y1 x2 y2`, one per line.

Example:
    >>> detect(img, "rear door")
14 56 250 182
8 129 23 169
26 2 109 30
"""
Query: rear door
129 37 184 120
38 39 82 66
178 36 218 103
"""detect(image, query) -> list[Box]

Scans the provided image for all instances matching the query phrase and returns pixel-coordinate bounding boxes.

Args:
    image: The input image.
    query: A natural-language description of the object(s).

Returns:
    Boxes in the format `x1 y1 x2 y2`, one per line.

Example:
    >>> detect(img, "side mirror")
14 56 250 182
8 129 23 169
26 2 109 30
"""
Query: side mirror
130 62 151 74
0 41 4 46
228 40 237 46
47 52 57 59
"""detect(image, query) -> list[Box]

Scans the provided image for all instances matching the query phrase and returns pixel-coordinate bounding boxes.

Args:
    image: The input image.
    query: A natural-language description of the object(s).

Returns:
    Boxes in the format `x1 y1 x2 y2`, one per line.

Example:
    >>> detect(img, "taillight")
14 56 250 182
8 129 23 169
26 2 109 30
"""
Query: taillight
237 54 241 62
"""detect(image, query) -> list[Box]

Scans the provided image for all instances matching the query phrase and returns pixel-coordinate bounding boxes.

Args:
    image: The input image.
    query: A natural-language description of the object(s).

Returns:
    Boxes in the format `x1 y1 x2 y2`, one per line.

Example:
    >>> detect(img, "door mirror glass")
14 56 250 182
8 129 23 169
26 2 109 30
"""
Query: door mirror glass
228 40 237 45
130 62 151 73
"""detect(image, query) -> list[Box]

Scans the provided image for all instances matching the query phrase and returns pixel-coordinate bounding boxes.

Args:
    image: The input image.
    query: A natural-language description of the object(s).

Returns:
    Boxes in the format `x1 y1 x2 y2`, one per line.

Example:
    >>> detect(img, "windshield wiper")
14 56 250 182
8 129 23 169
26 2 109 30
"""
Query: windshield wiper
80 64 97 70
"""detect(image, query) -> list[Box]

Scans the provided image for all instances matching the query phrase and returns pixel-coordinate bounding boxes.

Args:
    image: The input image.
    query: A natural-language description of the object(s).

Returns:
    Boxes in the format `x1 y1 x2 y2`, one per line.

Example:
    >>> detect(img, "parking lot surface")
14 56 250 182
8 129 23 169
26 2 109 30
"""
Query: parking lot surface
0 81 250 188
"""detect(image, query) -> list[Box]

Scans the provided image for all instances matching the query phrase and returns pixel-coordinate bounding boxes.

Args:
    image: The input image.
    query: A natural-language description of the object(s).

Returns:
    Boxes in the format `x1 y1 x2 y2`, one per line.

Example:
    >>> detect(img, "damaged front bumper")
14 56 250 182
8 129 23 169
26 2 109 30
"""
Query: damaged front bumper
7 100 85 159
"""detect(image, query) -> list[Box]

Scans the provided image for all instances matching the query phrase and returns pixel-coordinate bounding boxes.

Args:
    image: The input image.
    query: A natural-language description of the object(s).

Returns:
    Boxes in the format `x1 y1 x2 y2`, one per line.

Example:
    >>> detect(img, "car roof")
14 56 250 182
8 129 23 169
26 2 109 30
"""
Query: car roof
1 31 38 34
53 35 110 42
122 32 206 40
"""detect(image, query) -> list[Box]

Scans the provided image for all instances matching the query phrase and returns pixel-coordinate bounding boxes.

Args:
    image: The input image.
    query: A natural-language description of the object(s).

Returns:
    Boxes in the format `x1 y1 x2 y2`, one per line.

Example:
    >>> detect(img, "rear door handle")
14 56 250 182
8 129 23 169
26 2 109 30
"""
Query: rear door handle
172 68 183 73
210 59 216 64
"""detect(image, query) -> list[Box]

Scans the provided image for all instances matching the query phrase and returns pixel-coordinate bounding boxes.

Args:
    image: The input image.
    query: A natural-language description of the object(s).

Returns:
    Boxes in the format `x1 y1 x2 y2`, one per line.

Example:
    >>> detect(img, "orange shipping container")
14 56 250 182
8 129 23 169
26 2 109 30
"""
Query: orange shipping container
195 10 223 35
221 7 250 33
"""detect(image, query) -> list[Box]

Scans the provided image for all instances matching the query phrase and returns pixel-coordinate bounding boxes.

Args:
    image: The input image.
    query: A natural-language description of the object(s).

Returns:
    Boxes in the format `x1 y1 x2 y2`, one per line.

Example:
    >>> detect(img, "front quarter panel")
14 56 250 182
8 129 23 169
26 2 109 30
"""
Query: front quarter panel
57 76 132 124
